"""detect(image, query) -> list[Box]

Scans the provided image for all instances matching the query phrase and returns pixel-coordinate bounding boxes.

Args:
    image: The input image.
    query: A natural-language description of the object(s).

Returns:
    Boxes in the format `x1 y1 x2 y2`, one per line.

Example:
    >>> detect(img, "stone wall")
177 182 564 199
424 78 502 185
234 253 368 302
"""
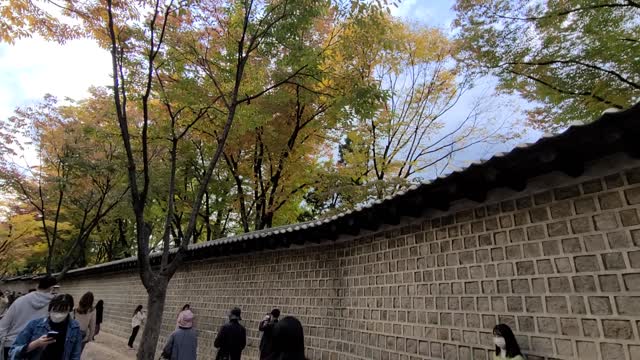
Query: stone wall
4 154 640 360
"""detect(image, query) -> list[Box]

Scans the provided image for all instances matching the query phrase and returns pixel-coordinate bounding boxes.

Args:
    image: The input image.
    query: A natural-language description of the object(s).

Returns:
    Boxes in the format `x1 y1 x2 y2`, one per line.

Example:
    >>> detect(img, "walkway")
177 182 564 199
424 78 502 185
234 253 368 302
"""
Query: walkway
81 332 136 360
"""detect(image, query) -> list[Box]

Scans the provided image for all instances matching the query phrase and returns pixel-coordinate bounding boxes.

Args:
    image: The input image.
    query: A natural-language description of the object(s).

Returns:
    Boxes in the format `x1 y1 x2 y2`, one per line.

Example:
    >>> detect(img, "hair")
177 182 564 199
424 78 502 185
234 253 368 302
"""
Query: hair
49 294 74 313
271 308 281 318
37 275 57 290
182 304 190 311
28 289 36 293
77 292 94 314
134 305 143 315
96 300 104 309
272 316 306 360
493 324 522 358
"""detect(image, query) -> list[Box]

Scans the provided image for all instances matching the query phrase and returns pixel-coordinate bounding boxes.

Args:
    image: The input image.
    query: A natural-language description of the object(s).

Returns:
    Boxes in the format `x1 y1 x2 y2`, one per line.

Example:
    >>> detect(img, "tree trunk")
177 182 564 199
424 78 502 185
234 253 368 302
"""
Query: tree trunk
137 276 169 360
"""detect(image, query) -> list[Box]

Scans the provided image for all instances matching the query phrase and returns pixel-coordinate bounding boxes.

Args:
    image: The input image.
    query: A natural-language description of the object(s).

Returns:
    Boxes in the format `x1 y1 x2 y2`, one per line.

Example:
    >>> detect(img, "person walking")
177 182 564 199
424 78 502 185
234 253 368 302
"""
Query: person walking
161 310 197 360
0 276 57 359
128 305 145 349
214 307 246 360
73 292 95 352
176 304 192 330
492 324 525 360
259 309 280 360
9 294 83 360
269 316 307 360
93 300 103 340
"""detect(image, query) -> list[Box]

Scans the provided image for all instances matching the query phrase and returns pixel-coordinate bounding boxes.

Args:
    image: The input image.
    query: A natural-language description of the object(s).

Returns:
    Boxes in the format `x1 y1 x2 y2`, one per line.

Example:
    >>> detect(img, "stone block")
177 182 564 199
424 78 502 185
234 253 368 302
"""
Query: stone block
466 236 479 248
534 191 553 205
537 259 554 274
499 215 513 228
537 317 558 334
584 234 606 251
516 261 535 276
620 209 640 226
516 196 533 209
626 186 640 205
556 339 573 357
514 212 529 226
518 316 534 332
605 173 625 189
575 197 597 214
482 314 496 329
607 231 632 249
631 250 640 268
546 296 568 314
626 167 640 184
547 221 569 237
560 317 579 336
571 216 593 234
529 207 550 222
532 277 546 293
594 212 619 230
530 336 553 354
554 257 572 273
600 343 625 360
508 228 525 243
575 255 600 272
616 296 640 315
555 185 580 200
577 341 598 360
497 279 510 294
501 200 515 212
526 225 546 241
599 191 623 209
630 345 640 360
550 201 573 219
602 320 633 339
512 279 530 294
506 245 522 259
562 237 582 253
589 296 612 315
599 274 621 292
525 296 543 312
542 240 561 256
507 296 523 312
582 318 600 337
623 273 640 291
491 297 505 312
602 252 626 270
523 243 541 257
582 179 603 194
569 296 587 314
573 275 597 292
548 276 570 293
485 217 499 231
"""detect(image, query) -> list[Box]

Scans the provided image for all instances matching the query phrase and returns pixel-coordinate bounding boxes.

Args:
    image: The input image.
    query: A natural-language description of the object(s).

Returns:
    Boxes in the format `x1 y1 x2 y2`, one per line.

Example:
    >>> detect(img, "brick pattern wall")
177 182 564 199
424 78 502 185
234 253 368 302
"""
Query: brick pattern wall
10 162 640 360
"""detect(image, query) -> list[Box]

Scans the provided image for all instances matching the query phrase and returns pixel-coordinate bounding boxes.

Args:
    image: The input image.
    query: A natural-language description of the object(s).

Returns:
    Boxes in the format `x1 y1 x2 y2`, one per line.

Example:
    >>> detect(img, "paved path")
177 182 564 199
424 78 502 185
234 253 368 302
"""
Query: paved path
81 332 136 360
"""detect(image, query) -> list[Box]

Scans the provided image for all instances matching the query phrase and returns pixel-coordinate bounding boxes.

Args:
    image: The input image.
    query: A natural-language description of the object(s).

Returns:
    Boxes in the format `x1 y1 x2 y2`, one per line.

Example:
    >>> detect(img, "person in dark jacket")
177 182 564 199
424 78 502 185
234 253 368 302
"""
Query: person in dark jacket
93 300 103 340
214 307 246 360
269 316 307 360
259 309 280 360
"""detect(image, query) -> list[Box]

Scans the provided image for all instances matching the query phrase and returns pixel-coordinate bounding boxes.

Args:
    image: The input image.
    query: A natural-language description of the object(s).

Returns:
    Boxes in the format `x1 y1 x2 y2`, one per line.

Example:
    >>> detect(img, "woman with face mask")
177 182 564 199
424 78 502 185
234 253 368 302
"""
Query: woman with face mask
493 324 525 360
9 294 82 360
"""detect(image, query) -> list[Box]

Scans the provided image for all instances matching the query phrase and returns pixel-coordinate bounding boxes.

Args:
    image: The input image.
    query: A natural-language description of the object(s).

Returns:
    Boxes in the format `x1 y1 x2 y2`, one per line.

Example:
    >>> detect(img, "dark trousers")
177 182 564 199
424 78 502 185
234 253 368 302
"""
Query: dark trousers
128 326 140 347
4 347 9 360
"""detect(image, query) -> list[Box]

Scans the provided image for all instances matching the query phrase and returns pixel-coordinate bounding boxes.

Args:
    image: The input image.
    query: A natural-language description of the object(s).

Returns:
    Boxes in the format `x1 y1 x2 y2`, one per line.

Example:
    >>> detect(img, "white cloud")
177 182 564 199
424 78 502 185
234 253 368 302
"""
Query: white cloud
0 37 111 120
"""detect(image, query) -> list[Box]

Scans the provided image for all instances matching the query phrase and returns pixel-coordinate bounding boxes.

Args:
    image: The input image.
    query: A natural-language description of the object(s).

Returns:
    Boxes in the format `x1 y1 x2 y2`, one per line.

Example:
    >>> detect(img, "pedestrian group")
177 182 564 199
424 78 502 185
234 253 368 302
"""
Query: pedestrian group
0 277 525 360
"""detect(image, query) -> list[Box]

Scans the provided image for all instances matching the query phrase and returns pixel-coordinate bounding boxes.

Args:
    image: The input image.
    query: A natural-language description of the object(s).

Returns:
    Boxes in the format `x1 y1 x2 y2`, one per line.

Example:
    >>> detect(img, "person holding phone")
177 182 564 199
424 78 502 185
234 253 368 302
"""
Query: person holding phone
9 294 82 360
259 309 280 360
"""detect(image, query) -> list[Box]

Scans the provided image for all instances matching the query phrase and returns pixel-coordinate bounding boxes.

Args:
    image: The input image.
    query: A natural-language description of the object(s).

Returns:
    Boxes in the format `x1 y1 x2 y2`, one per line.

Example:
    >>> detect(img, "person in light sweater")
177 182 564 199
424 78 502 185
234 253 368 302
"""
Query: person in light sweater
493 324 525 360
128 305 145 349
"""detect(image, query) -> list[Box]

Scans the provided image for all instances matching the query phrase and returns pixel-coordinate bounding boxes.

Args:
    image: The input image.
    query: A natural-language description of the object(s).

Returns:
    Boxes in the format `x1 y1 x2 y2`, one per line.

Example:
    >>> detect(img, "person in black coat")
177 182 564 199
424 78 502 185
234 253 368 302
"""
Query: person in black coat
214 307 246 360
259 308 280 359
269 316 307 360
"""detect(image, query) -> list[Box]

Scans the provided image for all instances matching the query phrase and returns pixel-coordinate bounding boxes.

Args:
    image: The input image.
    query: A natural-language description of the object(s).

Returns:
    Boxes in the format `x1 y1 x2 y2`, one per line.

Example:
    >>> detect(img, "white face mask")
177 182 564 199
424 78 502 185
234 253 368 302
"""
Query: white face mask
49 312 69 323
494 336 506 349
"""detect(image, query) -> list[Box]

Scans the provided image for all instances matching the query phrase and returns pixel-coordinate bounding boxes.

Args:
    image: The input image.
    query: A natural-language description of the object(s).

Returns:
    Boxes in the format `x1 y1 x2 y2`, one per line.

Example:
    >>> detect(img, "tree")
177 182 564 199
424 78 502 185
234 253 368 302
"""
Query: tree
0 93 129 277
306 17 514 211
454 0 640 130
0 200 45 276
90 0 355 357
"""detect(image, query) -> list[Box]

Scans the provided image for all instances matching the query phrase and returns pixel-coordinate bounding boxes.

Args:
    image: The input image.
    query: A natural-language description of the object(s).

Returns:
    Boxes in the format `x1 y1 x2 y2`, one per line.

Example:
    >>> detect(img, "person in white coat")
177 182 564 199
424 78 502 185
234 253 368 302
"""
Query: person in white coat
128 305 145 349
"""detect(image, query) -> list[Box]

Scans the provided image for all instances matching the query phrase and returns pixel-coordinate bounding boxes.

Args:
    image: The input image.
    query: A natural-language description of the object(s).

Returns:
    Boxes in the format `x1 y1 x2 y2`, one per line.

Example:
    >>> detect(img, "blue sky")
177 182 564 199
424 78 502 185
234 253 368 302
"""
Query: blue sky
0 0 538 175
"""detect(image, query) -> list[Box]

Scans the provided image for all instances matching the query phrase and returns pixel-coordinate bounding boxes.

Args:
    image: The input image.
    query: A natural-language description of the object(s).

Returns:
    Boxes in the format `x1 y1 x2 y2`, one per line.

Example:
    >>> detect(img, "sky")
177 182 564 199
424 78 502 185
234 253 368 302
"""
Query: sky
0 0 538 176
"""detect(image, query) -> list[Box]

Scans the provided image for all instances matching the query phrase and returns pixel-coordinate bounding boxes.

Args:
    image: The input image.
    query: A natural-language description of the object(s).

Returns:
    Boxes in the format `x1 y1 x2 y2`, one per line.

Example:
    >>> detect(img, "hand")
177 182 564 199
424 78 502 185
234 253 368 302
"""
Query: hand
28 335 56 352
263 315 271 322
